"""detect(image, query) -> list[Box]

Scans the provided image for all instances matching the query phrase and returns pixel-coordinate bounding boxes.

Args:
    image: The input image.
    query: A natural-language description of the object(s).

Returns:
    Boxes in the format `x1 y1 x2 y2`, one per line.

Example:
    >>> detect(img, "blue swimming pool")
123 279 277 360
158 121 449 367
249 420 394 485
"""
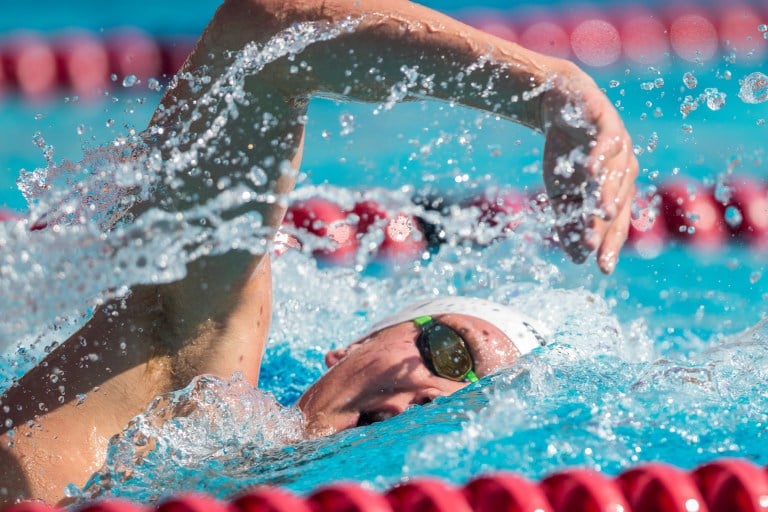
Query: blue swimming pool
1 0 768 506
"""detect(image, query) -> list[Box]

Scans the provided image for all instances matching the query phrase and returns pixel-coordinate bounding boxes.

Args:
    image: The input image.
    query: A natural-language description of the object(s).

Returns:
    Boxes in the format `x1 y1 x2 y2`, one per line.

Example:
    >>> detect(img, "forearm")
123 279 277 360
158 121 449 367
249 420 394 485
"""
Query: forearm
202 0 576 130
291 0 568 130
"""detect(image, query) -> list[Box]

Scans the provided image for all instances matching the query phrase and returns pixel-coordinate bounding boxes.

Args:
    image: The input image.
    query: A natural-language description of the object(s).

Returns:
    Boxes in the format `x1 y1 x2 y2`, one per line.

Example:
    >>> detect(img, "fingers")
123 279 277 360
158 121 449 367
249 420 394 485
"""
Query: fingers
548 128 638 272
587 132 639 273
589 132 635 220
596 183 634 274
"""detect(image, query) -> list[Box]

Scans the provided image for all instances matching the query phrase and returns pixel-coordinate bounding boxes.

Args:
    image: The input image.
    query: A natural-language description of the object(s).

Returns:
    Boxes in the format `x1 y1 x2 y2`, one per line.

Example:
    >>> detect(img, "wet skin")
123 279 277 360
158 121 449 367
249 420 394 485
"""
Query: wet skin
298 313 521 436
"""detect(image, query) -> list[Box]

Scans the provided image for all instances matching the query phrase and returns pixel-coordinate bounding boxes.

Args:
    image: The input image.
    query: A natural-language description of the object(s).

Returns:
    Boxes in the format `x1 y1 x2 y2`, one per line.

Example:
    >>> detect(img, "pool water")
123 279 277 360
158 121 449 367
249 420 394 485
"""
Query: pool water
1 10 768 506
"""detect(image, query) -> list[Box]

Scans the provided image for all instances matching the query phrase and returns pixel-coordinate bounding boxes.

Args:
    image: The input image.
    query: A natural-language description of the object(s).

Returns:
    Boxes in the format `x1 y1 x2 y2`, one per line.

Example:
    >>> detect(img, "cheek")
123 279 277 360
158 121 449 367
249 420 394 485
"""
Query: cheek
471 339 519 374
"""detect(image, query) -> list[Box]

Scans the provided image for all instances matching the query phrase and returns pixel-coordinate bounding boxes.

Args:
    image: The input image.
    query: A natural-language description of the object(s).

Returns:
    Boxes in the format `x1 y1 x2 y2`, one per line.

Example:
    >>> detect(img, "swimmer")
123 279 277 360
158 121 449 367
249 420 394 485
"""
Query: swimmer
298 297 550 433
0 0 638 505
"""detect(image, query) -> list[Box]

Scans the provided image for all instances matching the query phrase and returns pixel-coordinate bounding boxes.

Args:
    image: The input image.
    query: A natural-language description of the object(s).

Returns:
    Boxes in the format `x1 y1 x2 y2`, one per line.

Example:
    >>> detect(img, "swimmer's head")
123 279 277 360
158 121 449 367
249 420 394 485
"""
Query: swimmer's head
296 298 548 437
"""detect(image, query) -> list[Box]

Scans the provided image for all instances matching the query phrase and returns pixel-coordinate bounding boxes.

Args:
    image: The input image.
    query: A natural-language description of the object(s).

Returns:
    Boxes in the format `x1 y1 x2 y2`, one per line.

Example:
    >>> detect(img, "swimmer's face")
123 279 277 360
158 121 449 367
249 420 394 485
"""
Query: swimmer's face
296 314 520 437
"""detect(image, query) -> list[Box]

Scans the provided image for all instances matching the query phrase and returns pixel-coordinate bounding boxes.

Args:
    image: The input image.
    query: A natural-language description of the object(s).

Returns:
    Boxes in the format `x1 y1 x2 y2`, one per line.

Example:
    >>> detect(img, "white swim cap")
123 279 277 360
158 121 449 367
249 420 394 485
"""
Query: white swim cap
366 297 549 356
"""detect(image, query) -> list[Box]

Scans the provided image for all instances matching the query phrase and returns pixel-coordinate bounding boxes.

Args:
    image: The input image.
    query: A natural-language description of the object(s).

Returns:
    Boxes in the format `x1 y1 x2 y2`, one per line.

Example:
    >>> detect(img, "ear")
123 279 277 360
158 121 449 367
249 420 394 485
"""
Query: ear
324 347 349 368
324 340 365 368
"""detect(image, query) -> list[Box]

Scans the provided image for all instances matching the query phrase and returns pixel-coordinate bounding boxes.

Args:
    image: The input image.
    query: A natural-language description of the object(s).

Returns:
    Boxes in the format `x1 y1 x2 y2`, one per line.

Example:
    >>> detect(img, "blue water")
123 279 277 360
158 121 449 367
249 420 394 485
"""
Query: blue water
1 2 768 506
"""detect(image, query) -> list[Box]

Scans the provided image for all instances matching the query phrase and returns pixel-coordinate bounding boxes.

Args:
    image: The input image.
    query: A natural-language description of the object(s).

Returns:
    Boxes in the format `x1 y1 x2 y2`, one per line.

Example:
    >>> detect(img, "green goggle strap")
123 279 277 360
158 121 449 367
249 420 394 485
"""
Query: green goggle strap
412 315 479 383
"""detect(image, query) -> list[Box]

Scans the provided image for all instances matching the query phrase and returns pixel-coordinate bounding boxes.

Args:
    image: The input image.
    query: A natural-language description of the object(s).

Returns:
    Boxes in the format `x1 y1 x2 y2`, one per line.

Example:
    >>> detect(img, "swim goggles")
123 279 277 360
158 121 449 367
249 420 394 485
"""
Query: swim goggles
413 315 479 383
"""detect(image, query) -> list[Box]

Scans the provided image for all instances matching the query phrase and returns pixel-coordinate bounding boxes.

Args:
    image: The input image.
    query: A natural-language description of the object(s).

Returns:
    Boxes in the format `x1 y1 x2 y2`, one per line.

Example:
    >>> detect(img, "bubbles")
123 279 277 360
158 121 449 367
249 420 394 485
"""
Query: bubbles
738 72 768 104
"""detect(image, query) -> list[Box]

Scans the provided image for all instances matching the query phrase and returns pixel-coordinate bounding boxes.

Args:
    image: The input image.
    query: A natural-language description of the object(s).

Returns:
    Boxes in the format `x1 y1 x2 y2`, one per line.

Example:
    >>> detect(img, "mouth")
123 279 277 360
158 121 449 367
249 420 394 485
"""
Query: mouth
355 409 397 427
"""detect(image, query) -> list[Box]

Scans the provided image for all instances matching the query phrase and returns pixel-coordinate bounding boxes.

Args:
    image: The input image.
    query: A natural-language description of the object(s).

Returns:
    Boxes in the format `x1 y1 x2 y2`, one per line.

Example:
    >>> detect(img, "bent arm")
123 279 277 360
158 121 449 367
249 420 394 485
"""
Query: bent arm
144 0 635 360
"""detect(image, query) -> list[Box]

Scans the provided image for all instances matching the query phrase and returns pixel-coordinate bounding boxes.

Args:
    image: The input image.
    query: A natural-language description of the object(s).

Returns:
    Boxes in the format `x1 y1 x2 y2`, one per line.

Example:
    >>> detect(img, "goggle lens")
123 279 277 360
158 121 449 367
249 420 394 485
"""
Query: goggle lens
415 316 478 382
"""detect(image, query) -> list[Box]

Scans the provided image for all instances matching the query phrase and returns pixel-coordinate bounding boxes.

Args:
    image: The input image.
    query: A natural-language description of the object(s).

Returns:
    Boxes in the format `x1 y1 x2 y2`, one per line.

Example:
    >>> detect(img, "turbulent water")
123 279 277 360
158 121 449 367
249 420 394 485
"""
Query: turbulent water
1 14 767 508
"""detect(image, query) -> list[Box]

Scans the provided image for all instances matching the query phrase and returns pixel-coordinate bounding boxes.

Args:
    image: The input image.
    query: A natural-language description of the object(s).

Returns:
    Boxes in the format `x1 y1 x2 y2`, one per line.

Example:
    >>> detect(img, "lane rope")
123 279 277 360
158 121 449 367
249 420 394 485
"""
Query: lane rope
6 459 768 511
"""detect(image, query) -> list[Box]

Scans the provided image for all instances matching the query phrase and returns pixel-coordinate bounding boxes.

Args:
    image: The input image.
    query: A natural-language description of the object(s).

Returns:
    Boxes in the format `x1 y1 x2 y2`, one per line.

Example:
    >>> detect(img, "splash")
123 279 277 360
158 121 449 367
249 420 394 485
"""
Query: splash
404 319 768 483
0 19 361 357
74 373 304 503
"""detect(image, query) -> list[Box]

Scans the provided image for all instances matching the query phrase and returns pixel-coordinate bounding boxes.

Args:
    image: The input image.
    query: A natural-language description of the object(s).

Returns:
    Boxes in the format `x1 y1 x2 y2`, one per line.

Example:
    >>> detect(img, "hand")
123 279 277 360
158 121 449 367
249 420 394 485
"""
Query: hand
541 63 638 274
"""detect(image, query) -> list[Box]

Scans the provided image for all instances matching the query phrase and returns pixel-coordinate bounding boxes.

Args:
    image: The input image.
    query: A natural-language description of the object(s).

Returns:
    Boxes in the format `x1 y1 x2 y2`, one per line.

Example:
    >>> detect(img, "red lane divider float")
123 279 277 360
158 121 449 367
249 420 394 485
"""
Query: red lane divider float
277 177 768 266
0 29 194 101
466 1 768 66
1 32 58 101
282 197 427 267
8 459 768 512
54 31 111 100
4 176 767 265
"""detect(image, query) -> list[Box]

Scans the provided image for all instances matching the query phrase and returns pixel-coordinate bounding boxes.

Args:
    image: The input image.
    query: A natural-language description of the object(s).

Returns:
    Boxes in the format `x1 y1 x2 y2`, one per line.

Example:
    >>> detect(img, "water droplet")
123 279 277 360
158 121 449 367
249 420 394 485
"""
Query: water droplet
750 271 762 284
248 165 268 186
759 24 768 32
147 78 161 91
681 124 694 133
724 205 743 228
680 95 699 118
683 72 698 89
640 81 655 91
703 88 727 111
738 72 768 104
122 75 138 88
106 119 115 128
76 124 85 135
609 80 620 88
654 77 665 88
110 73 118 82
339 112 355 136
646 132 659 152
75 394 87 406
